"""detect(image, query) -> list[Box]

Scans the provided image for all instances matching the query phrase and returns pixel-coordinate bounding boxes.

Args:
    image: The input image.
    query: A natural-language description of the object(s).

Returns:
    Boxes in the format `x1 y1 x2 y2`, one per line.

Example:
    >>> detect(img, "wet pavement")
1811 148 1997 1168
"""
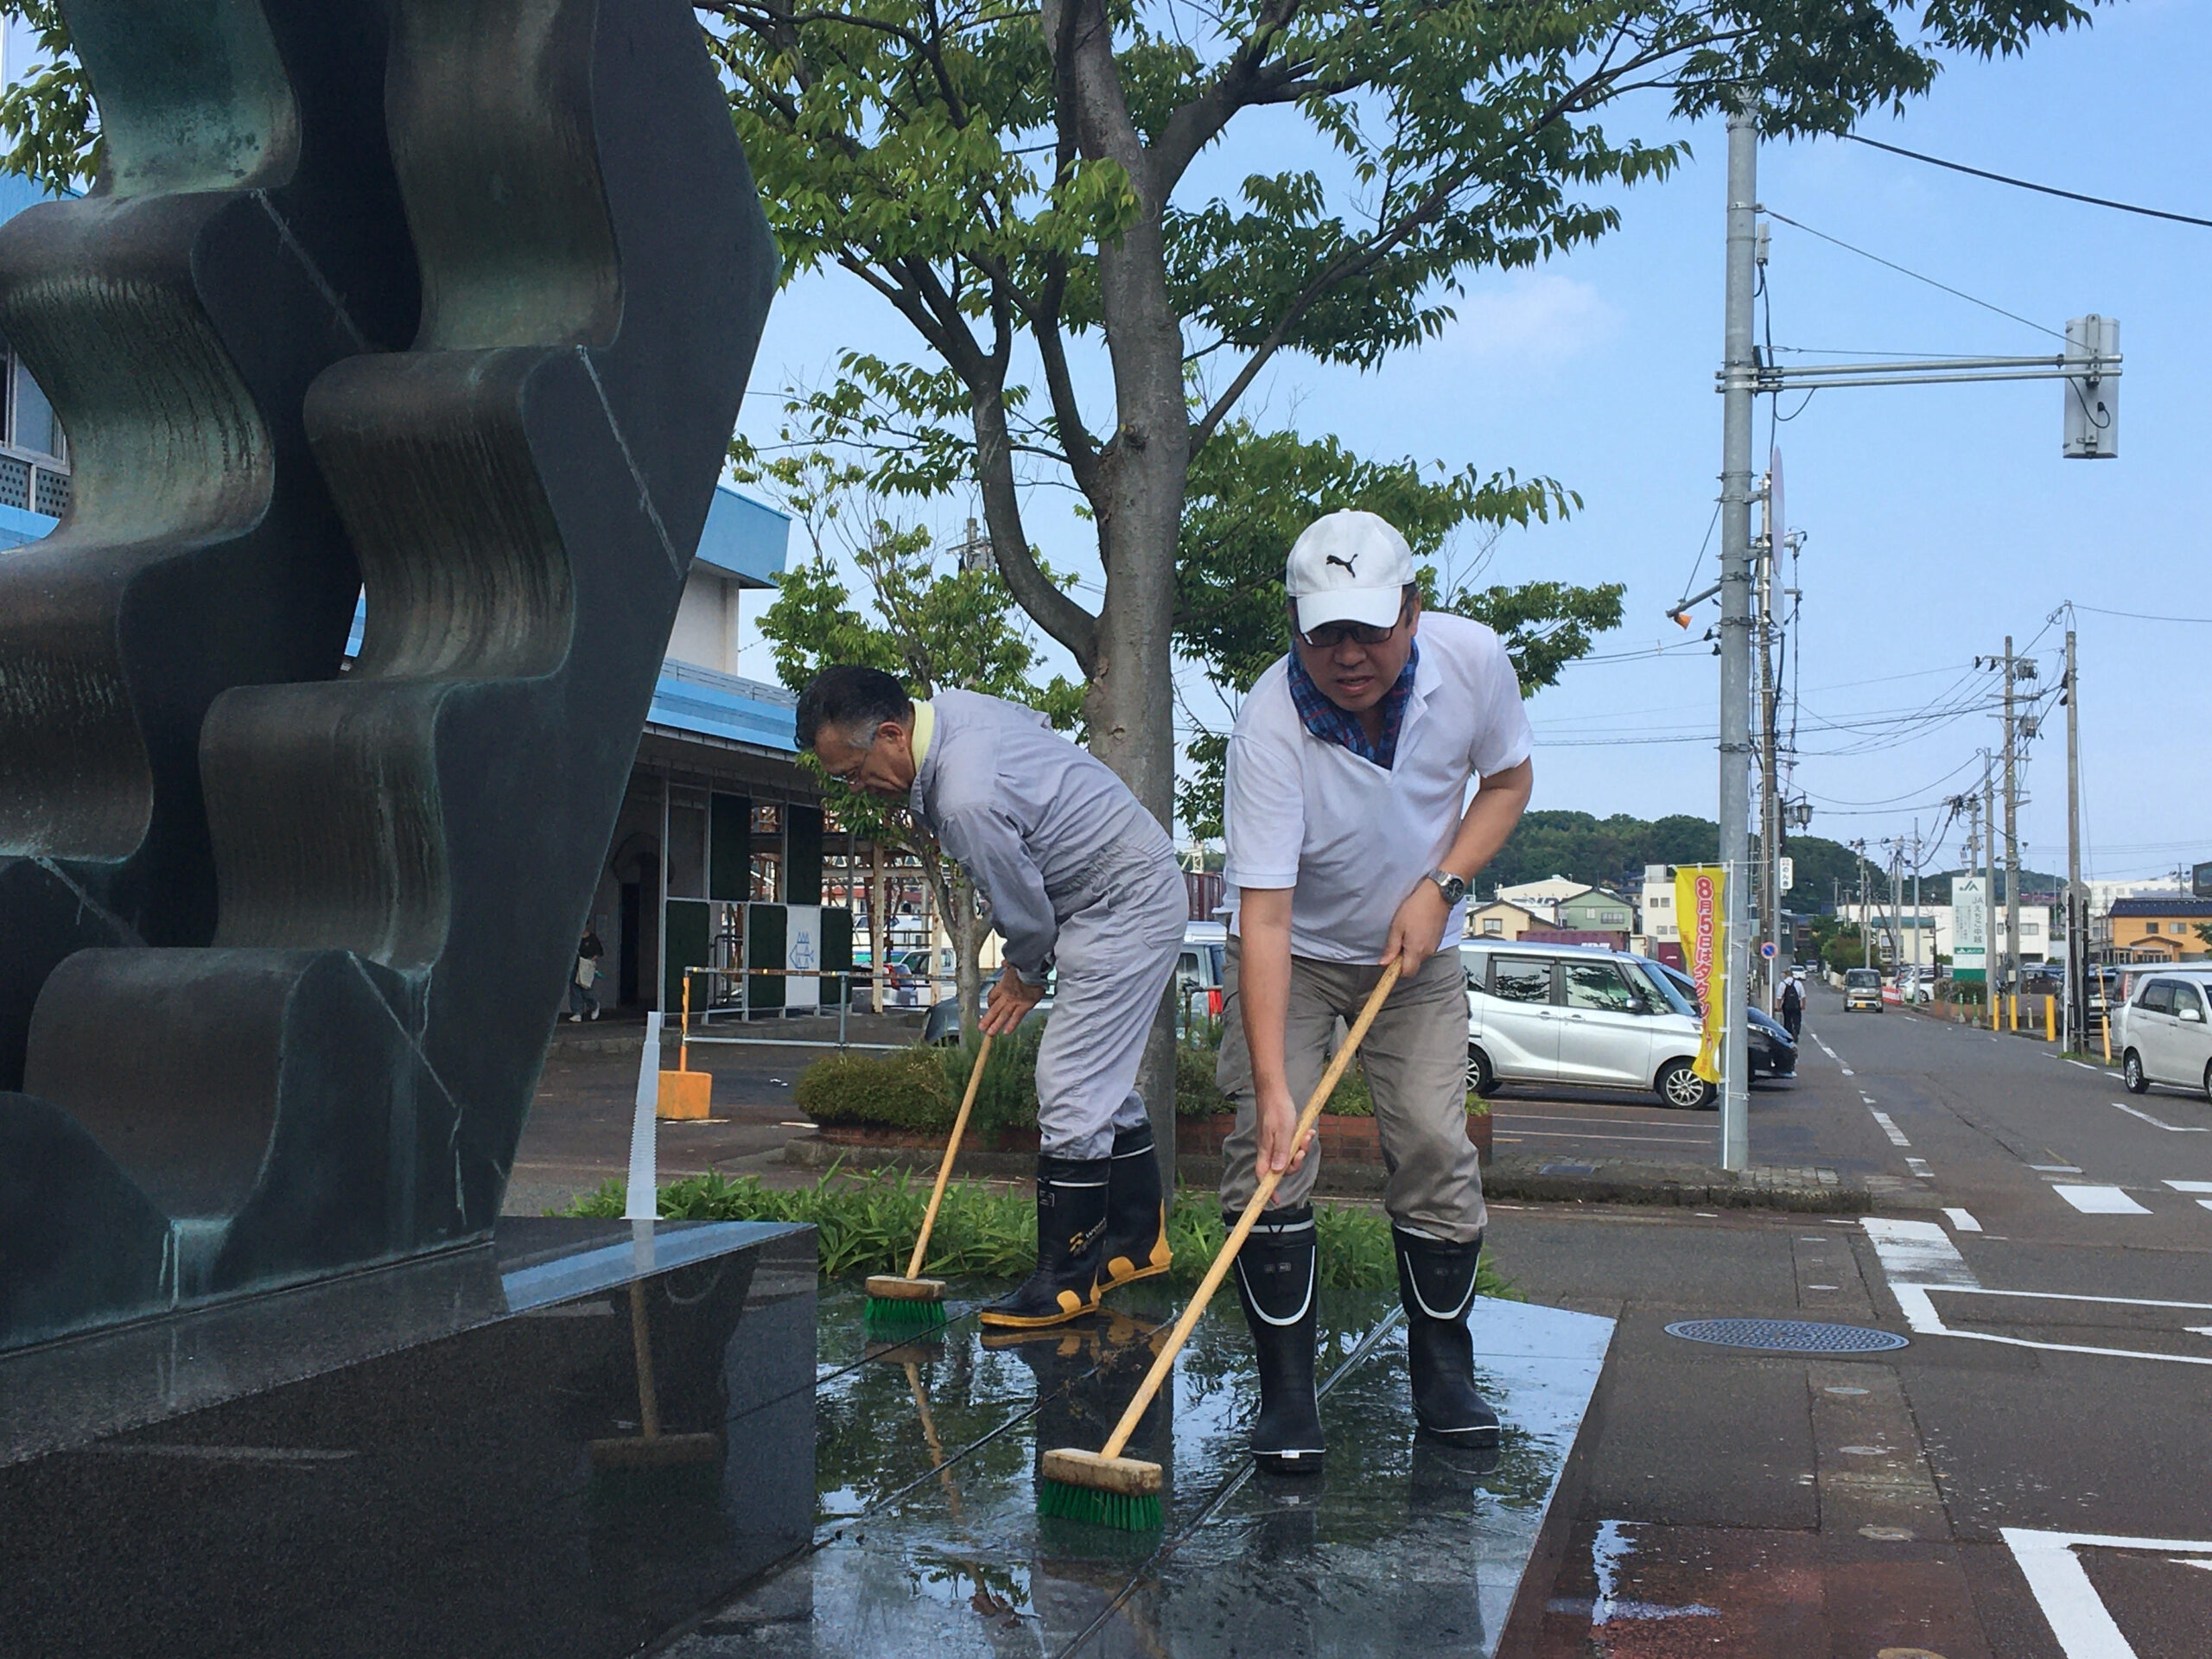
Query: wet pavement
675 1282 1611 1657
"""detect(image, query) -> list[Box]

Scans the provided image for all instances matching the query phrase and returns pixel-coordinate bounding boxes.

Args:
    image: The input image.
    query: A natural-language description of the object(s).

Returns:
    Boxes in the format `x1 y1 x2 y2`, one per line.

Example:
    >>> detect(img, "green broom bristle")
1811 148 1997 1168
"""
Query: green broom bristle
1036 1474 1161 1533
863 1295 948 1338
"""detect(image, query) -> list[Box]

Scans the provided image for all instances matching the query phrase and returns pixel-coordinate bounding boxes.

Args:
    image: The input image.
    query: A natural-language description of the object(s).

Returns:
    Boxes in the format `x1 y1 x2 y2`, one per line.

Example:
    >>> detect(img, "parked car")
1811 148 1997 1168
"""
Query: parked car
1650 961 1796 1079
921 922 1225 1046
1842 967 1884 1013
1461 942 1715 1109
2113 973 2212 1102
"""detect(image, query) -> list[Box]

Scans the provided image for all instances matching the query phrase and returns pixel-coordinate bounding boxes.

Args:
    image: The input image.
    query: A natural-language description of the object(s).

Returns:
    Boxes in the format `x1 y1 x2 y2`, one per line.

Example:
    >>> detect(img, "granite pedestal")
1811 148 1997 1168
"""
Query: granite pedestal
0 1218 815 1658
690 1281 1613 1658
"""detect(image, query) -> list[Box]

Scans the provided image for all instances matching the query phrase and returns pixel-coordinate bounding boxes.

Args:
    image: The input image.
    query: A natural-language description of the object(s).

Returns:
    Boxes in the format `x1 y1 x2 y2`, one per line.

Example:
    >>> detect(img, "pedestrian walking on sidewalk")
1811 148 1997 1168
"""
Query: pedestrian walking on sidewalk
1780 971 1804 1039
1217 509 1534 1470
568 929 605 1021
796 666 1185 1329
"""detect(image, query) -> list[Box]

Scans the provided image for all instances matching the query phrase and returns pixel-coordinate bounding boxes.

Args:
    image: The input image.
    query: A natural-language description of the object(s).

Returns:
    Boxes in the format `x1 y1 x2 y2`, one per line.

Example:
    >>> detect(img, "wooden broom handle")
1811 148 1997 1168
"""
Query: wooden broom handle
1097 960 1402 1462
904 1032 994 1281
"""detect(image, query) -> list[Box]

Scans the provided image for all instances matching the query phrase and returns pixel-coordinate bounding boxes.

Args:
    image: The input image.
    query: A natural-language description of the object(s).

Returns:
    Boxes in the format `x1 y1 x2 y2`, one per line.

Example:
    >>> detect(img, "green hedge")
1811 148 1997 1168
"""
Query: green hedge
556 1166 1519 1299
794 1038 1485 1128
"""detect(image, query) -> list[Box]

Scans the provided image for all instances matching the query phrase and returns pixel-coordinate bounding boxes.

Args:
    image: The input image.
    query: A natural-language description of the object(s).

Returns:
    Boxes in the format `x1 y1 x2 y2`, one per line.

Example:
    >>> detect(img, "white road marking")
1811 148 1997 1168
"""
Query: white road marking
1905 1157 1935 1179
2165 1180 2212 1193
1840 1066 1855 1076
1814 1036 1841 1061
1868 1110 1910 1146
2003 1529 2212 1659
2111 1102 2209 1133
2054 1185 2152 1216
2200 1200 2212 1215
1862 1217 1980 1288
2031 1164 2085 1173
1862 1220 2212 1366
2190 1326 2212 1338
2066 1058 2099 1071
1943 1207 1983 1233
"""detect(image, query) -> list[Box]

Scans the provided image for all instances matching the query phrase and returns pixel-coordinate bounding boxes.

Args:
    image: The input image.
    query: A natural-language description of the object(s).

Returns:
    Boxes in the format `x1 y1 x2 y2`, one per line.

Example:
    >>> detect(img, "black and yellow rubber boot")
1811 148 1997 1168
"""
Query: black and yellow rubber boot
978 1154 1109 1329
1098 1122 1173 1293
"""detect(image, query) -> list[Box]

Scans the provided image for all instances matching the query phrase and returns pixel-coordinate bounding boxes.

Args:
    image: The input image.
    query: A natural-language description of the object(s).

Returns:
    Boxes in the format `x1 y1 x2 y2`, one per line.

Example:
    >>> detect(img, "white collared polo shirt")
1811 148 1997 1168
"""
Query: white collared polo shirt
1223 611 1532 963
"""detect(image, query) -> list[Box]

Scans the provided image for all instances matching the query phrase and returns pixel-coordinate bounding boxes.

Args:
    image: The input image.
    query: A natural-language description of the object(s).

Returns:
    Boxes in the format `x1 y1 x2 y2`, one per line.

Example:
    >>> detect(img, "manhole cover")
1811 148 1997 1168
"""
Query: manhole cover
1664 1319 1909 1353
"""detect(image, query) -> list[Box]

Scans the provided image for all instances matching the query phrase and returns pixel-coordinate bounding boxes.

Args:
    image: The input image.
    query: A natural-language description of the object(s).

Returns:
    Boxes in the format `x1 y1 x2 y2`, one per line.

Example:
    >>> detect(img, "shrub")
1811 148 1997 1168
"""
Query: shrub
792 1046 951 1132
1176 1042 1229 1116
939 1025 1044 1137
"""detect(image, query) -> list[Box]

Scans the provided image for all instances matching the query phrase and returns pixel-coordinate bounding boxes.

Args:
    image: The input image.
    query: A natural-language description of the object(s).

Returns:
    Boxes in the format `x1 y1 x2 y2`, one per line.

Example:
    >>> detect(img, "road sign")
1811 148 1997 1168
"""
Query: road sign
1778 855 1795 893
1760 941 1777 959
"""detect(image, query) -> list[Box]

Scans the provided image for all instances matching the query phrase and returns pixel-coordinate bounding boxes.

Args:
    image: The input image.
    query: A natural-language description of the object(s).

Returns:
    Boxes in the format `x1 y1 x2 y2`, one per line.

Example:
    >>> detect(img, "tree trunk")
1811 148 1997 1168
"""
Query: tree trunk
1043 0 1192 1203
868 837 889 1013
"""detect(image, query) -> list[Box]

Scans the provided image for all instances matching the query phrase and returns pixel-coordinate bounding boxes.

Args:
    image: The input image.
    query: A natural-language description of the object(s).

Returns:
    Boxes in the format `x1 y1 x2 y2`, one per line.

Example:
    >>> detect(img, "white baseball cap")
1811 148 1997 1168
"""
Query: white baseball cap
1284 510 1415 633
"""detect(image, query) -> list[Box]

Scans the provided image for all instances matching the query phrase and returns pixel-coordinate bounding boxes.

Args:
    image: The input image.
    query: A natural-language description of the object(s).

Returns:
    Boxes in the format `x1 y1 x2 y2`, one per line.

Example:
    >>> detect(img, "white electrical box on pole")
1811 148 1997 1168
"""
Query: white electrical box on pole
1714 103 1758 1173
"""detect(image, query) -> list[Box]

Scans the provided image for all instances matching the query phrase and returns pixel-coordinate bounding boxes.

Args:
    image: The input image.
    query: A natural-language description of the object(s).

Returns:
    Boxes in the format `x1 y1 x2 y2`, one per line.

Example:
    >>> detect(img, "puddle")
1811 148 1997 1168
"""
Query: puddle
679 1281 1610 1657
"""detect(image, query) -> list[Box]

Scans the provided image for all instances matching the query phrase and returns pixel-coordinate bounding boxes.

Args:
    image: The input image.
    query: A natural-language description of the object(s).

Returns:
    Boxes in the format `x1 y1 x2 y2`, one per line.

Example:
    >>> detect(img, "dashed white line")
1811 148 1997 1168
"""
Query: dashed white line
2166 1180 2212 1193
1942 1207 1983 1233
2065 1059 2098 1071
2199 1200 2212 1216
2053 1185 2152 1216
2030 1164 2084 1173
1905 1157 1935 1179
2113 1101 2209 1133
1868 1110 1911 1147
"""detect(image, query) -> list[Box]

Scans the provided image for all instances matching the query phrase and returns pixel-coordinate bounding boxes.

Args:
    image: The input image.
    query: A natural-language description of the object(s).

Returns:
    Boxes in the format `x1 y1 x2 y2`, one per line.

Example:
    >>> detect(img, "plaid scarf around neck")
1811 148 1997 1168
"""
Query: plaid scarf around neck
1285 639 1419 768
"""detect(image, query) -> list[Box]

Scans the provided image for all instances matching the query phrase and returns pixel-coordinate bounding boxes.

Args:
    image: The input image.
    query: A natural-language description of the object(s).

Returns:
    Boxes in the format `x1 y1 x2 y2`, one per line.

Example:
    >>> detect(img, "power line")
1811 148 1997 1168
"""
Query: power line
1842 132 2212 231
1762 210 2064 342
2074 602 2212 626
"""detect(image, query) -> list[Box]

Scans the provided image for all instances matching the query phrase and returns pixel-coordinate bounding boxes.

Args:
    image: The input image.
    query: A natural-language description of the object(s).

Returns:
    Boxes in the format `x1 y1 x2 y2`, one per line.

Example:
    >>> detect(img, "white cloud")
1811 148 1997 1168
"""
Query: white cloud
1441 271 1622 367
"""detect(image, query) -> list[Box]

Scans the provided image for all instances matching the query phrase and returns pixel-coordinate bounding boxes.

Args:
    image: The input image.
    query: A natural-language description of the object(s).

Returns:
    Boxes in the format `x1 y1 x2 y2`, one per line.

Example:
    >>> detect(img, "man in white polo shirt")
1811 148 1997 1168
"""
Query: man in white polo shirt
1218 509 1534 1471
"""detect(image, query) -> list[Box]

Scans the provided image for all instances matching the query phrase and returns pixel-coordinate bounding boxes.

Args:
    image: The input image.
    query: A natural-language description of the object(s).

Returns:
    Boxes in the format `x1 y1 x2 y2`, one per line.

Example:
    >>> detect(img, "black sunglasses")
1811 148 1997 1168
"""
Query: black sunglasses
1294 598 1410 650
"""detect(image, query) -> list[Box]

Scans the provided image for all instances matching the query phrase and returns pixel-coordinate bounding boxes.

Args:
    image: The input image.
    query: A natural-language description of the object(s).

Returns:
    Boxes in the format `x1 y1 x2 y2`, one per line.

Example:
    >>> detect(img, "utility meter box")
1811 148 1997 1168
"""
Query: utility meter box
2063 314 2120 459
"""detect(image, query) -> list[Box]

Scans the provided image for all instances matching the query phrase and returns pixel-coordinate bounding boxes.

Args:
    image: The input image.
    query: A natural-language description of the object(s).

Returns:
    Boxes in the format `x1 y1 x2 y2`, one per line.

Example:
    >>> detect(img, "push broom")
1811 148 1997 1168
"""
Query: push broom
1037 960 1402 1531
863 1032 994 1338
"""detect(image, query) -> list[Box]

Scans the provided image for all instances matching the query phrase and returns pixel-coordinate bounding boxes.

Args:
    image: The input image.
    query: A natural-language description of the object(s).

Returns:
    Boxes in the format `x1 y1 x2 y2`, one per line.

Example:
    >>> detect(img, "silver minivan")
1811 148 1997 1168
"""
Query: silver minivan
1462 942 1715 1109
2116 972 2212 1103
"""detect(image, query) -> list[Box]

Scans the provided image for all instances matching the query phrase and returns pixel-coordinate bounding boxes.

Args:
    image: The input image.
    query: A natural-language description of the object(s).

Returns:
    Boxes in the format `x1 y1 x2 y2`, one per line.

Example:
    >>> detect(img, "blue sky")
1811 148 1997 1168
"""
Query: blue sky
727 0 2208 887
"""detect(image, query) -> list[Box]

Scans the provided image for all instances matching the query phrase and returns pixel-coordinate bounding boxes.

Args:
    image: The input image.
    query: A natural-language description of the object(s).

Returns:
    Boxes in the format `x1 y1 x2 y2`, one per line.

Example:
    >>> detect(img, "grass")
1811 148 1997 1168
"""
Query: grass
556 1166 1519 1300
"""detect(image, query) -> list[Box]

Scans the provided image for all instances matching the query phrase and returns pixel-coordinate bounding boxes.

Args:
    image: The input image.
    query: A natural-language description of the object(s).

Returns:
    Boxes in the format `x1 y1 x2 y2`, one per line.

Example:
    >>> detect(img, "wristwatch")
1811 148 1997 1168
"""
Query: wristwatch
1426 868 1468 906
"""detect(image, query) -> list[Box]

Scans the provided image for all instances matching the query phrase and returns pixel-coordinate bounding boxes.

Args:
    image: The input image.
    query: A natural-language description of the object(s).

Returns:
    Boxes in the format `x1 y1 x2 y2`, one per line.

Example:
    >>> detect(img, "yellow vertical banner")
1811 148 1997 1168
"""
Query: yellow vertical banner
1675 865 1727 1084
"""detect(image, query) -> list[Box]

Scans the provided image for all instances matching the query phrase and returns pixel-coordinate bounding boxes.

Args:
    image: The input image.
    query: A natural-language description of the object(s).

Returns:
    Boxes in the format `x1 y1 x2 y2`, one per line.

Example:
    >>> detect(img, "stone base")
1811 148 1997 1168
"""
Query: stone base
677 1281 1613 1657
0 1217 816 1659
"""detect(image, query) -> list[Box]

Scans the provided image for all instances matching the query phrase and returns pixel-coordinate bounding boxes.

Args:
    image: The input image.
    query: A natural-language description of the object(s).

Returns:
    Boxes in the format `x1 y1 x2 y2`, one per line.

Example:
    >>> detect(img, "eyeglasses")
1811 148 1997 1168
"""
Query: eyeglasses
1294 601 1409 651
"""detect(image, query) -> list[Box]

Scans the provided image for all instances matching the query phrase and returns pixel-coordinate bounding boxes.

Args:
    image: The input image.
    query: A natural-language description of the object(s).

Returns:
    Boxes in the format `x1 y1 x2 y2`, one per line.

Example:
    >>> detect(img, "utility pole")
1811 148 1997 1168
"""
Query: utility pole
1756 478 1783 1013
2064 627 2082 1049
1911 820 1923 983
1853 840 1871 967
1984 756 1999 1022
1714 102 1758 1173
2002 636 2023 997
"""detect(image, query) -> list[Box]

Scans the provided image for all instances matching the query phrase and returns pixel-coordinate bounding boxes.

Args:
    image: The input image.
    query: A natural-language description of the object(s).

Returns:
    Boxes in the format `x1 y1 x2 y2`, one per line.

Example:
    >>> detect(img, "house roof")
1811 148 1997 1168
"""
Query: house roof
1471 899 1546 920
2110 897 2212 918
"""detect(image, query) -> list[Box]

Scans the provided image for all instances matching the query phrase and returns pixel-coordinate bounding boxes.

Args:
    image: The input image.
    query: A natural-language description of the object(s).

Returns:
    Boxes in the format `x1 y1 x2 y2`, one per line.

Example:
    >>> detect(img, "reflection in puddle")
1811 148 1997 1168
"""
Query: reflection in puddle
678 1281 1610 1658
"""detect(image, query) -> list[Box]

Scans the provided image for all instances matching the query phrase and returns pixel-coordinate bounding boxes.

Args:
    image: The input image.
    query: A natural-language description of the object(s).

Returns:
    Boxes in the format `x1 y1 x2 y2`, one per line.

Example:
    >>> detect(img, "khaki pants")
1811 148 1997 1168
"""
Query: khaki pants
1216 939 1485 1242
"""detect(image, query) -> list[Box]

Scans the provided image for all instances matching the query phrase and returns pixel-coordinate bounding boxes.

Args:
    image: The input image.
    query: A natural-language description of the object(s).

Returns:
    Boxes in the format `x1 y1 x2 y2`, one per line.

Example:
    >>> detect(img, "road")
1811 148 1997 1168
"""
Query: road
1510 981 2212 1659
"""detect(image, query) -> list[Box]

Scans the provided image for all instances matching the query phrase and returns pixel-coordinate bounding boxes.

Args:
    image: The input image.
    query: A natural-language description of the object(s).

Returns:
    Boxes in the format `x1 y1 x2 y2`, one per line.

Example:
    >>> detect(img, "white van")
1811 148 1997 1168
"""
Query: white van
1461 941 1715 1110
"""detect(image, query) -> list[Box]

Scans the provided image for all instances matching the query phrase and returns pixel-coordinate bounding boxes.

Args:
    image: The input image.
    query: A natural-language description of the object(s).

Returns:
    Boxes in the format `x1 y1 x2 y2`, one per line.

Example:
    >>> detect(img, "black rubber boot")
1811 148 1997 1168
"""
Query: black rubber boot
979 1155 1109 1328
1230 1203 1325 1472
1395 1226 1502 1447
1098 1122 1173 1293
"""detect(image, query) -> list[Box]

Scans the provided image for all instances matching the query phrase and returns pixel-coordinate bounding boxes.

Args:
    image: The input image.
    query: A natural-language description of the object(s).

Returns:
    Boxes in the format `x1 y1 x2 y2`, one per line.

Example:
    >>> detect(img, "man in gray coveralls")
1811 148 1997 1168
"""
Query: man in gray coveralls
796 665 1187 1328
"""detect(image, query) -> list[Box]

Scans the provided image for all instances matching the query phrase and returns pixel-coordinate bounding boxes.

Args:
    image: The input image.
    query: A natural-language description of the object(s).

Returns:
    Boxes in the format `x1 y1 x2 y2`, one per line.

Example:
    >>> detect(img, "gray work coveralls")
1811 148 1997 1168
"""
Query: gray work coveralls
911 690 1187 1160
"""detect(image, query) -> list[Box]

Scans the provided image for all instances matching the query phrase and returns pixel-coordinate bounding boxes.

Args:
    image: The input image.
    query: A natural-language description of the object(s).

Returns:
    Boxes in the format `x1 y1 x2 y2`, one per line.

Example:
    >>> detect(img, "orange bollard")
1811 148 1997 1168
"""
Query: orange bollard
2045 994 2056 1044
659 971 711 1120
